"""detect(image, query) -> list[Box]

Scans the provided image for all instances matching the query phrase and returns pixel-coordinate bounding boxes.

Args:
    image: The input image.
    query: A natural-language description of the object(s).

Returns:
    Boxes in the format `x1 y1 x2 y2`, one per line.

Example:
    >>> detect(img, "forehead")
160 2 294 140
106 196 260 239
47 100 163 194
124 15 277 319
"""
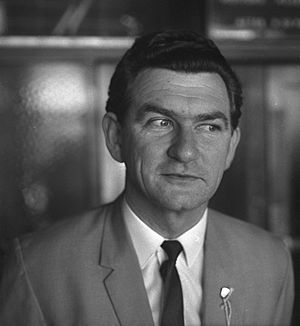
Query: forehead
128 68 230 114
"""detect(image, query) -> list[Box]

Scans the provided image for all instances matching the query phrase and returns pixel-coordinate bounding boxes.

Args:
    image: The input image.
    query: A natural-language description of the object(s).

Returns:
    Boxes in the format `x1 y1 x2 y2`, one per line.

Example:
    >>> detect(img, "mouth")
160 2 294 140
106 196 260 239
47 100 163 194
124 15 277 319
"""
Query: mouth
162 173 201 181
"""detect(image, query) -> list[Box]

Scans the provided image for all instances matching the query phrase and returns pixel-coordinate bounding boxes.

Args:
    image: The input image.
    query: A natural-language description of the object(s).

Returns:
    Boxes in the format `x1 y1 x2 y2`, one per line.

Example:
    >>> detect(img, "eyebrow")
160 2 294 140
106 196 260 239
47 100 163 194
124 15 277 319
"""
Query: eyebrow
136 103 230 129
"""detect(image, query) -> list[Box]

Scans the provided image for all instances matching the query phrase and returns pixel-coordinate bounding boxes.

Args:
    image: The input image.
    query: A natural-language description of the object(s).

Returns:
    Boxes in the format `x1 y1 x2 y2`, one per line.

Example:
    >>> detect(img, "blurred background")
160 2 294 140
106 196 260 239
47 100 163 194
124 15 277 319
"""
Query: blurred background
0 0 299 323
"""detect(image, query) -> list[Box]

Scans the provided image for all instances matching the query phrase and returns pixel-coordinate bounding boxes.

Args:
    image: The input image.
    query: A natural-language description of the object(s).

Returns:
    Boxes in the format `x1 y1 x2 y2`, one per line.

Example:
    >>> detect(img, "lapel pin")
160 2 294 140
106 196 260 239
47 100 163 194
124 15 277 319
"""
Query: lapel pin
220 287 234 326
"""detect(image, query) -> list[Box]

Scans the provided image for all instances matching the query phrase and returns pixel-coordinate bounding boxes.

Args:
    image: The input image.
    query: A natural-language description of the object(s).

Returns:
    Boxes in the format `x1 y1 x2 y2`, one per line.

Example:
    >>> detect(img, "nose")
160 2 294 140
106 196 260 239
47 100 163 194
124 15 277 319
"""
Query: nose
167 127 200 163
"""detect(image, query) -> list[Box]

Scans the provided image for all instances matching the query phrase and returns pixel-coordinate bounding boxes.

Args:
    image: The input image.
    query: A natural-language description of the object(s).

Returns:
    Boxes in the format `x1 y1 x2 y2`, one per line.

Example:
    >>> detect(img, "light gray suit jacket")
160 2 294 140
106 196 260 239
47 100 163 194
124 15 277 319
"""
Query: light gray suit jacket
0 195 294 325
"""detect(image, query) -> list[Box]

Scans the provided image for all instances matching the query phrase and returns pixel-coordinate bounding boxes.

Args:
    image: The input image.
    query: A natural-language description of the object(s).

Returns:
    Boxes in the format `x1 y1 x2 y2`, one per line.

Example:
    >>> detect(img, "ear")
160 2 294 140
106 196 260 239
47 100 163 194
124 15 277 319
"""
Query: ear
102 112 124 163
225 127 240 170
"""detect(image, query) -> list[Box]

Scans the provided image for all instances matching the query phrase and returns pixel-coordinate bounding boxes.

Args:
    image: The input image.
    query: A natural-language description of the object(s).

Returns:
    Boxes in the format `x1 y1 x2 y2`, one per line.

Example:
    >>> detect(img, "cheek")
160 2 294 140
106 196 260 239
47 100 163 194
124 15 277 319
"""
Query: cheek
205 143 231 172
138 145 168 185
125 142 159 176
139 144 164 170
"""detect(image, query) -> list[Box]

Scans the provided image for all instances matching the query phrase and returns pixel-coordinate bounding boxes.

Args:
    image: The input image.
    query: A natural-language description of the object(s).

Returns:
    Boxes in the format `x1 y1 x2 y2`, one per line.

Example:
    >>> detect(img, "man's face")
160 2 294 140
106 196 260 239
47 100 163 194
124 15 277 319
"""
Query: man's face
105 68 240 215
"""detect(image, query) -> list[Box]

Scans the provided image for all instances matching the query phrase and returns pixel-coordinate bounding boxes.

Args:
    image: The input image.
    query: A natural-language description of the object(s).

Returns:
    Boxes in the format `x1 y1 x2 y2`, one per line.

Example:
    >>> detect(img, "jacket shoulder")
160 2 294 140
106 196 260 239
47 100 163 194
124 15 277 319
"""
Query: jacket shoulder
209 209 283 242
208 209 291 275
17 200 119 267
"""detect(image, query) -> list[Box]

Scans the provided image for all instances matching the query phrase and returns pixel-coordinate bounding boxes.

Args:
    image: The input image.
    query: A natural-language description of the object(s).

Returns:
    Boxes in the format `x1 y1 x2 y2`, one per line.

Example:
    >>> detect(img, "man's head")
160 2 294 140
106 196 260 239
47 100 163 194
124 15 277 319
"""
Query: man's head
103 30 242 232
106 30 242 130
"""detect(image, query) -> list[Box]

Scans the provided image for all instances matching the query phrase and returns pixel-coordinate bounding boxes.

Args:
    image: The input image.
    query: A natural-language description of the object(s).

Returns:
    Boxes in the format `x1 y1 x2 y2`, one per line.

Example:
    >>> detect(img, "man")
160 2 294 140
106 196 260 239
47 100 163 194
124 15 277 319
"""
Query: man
0 30 294 326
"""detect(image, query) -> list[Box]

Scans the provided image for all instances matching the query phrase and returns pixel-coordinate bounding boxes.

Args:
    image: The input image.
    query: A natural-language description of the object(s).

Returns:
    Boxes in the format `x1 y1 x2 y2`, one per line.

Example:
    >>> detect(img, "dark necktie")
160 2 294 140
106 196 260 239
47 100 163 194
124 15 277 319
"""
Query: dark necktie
159 240 184 326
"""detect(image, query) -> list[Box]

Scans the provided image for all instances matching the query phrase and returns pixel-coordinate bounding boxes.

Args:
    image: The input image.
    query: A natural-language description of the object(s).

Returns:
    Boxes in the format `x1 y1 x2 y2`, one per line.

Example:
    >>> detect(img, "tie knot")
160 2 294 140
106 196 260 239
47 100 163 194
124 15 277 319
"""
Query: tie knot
161 240 183 262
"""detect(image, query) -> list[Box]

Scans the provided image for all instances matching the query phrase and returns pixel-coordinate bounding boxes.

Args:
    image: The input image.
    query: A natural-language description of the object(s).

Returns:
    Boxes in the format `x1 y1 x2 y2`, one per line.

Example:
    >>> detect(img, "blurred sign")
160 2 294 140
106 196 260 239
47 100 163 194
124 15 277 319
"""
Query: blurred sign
0 1 7 34
207 0 300 39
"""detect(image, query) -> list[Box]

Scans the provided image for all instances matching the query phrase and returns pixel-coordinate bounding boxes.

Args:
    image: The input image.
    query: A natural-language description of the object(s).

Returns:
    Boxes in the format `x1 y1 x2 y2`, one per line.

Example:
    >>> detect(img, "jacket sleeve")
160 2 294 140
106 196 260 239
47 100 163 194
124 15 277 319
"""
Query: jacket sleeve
273 243 295 326
0 239 47 326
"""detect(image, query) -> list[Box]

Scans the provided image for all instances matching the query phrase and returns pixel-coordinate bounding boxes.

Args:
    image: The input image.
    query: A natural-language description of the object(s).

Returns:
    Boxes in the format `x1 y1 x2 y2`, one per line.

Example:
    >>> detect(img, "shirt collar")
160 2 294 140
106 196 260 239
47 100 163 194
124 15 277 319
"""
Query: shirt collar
177 210 207 267
123 199 207 269
123 199 164 269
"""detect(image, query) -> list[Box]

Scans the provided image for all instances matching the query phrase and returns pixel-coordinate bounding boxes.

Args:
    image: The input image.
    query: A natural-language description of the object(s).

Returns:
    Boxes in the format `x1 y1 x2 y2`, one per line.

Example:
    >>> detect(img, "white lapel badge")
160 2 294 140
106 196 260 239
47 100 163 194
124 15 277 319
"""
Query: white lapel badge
220 286 234 326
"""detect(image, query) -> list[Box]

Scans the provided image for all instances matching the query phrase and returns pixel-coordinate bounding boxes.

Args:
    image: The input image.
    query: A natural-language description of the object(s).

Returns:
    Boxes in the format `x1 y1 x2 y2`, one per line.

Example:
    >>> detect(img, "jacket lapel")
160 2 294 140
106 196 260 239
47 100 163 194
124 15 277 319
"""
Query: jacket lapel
202 210 246 326
99 196 155 326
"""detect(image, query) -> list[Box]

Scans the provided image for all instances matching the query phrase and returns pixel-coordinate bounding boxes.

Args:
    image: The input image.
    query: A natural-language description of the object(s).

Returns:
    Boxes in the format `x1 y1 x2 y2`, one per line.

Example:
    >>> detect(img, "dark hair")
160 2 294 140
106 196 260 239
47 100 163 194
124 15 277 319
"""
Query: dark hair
106 30 243 129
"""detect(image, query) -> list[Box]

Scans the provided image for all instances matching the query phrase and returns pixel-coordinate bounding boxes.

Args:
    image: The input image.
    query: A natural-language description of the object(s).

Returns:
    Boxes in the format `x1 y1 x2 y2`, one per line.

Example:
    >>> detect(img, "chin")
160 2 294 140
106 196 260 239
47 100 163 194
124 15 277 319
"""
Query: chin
155 195 207 213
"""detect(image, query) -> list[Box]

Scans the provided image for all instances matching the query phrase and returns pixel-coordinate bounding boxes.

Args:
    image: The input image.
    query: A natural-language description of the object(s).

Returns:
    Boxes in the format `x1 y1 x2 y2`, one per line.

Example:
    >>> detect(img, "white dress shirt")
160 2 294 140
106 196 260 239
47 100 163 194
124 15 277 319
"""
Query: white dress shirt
123 200 207 326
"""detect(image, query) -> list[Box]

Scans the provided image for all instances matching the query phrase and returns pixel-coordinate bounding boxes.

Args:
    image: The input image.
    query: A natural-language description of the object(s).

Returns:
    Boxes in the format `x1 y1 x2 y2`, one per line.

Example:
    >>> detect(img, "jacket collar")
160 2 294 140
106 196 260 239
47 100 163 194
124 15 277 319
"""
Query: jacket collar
202 209 246 326
99 194 155 326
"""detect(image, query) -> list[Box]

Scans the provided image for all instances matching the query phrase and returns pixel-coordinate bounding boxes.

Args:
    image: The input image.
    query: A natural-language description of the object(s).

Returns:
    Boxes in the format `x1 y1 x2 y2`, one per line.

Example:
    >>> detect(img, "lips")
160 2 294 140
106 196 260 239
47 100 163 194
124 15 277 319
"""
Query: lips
162 173 201 180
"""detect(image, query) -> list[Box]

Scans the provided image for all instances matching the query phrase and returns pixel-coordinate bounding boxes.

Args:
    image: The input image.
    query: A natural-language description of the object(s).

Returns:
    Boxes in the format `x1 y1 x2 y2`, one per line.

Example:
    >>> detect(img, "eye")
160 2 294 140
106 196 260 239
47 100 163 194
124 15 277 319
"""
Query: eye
198 123 222 132
206 124 221 132
148 118 173 129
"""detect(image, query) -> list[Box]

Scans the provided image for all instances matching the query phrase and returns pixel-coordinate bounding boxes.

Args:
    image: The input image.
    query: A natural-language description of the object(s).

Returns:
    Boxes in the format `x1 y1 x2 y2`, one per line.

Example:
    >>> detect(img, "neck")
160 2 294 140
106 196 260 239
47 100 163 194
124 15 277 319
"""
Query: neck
125 191 207 239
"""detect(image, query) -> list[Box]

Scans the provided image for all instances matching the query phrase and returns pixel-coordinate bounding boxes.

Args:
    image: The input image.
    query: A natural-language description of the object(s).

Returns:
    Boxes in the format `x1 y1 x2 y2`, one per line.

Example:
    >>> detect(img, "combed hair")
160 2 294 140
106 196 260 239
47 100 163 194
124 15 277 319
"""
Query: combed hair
106 30 243 129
